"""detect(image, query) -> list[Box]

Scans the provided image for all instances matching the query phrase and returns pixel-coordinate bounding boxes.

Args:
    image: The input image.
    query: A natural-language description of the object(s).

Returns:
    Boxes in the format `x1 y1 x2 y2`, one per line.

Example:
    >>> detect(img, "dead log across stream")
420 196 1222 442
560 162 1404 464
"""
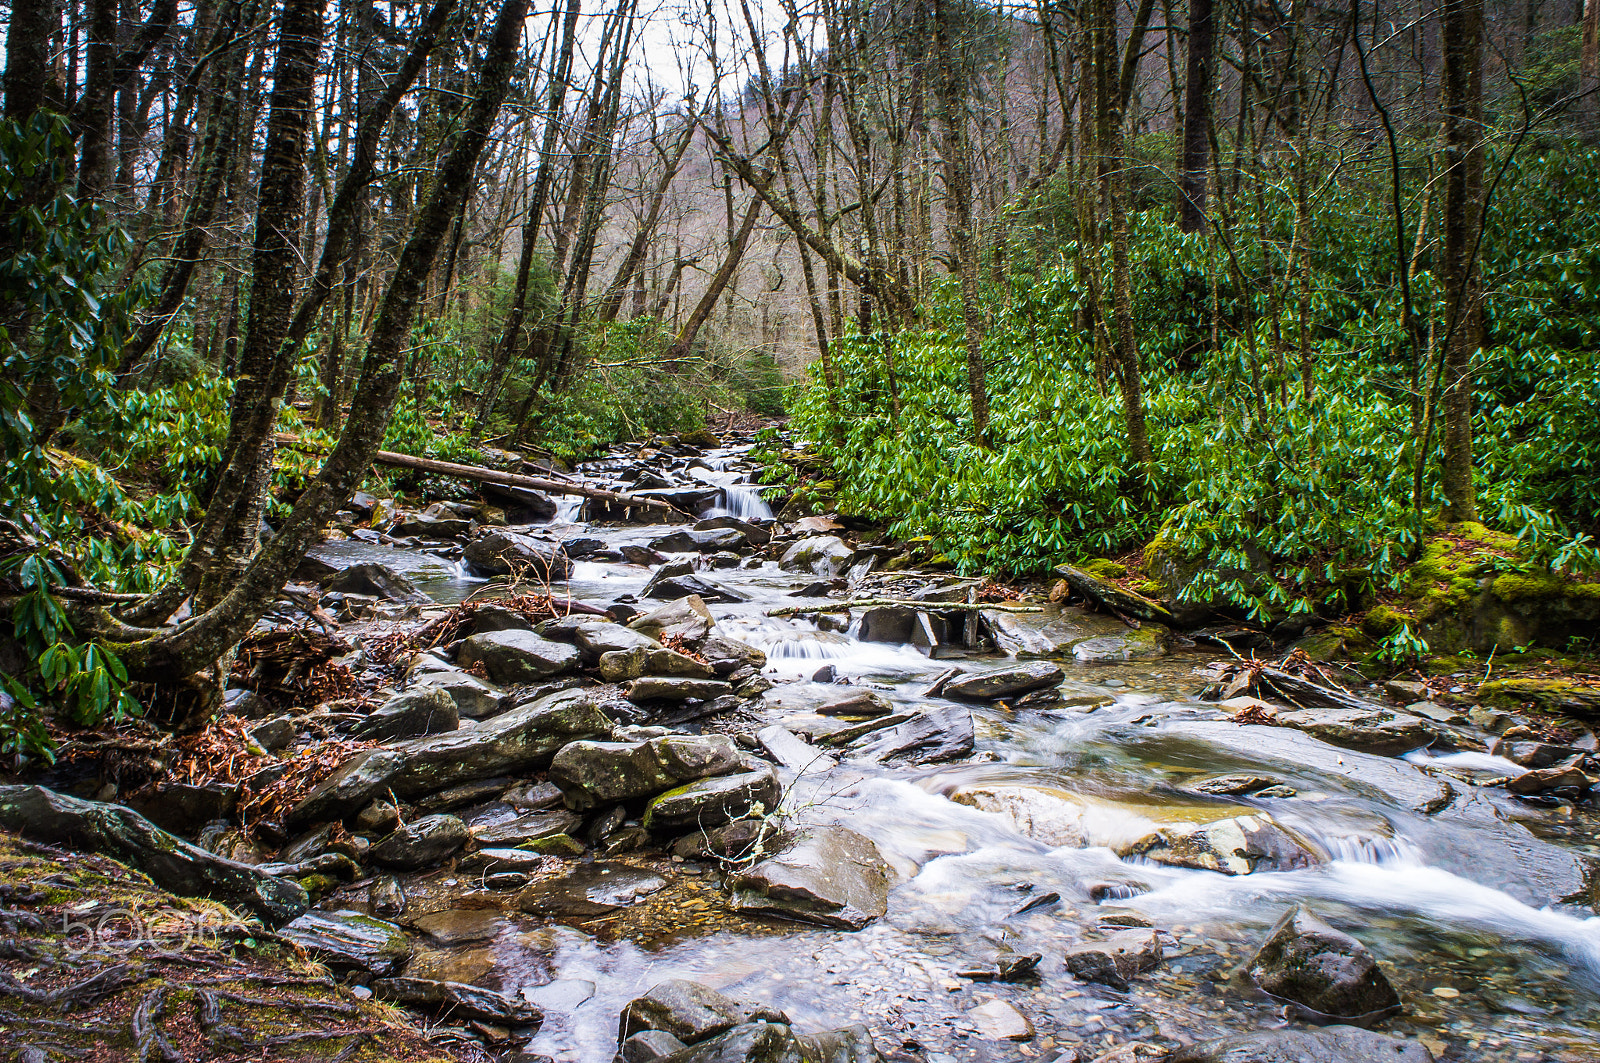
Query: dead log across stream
274 435 680 512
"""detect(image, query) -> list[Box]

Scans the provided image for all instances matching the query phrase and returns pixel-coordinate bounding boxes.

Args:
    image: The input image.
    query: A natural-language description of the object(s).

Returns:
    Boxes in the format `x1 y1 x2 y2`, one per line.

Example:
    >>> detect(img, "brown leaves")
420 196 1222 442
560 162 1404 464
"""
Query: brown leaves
231 627 358 706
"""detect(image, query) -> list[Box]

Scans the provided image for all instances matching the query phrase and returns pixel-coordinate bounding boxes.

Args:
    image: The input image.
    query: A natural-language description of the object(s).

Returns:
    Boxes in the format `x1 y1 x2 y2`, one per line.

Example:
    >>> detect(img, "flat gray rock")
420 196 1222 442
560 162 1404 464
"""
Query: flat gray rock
728 825 891 929
516 861 668 917
280 910 410 974
943 662 1064 700
1172 1026 1432 1063
457 630 581 685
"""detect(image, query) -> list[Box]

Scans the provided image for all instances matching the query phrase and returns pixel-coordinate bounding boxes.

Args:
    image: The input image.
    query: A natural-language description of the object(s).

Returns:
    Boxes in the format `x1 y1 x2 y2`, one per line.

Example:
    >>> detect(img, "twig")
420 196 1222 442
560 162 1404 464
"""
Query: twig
766 598 1043 617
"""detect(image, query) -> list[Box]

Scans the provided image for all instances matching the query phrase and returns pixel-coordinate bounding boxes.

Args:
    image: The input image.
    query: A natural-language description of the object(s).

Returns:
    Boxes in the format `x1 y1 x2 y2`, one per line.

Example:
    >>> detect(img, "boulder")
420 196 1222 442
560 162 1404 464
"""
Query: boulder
650 528 747 553
372 977 543 1026
370 813 471 869
1124 814 1321 876
462 528 575 580
950 785 1089 847
1172 1027 1432 1063
622 544 669 565
695 516 771 546
0 785 307 925
628 677 735 703
470 603 534 633
409 671 504 719
643 767 780 832
391 512 472 538
322 562 430 603
642 1023 883 1063
858 606 918 644
1054 564 1178 626
943 662 1064 700
845 705 975 765
353 687 459 741
1246 904 1402 1020
629 597 716 642
618 979 790 1044
249 716 296 752
279 910 410 974
779 535 855 577
469 810 582 847
813 689 895 717
1268 705 1439 756
573 621 663 660
727 826 890 929
617 1030 688 1063
516 861 668 917
288 749 405 827
1062 929 1164 991
457 630 581 685
125 782 238 837
550 735 744 809
1072 628 1170 663
642 568 750 603
756 726 837 773
698 635 767 674
979 605 1129 658
385 690 613 797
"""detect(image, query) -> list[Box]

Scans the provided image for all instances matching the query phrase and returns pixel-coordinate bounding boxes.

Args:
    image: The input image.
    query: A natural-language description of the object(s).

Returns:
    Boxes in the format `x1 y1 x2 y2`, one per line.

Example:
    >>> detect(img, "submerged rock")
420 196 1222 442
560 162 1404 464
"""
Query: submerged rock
457 630 581 685
950 785 1088 847
965 999 1034 1041
517 861 668 917
549 735 744 809
943 662 1064 700
322 561 430 603
279 910 410 974
1246 904 1402 1020
1123 813 1321 876
846 704 975 764
618 979 790 1044
1171 1025 1430 1062
728 826 891 929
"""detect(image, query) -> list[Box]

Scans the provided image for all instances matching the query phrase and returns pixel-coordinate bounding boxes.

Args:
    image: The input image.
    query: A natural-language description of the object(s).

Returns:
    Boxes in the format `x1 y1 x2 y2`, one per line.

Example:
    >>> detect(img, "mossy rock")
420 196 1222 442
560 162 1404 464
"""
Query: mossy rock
1083 558 1128 579
1477 678 1600 716
1287 630 1345 663
1362 605 1410 638
677 429 722 448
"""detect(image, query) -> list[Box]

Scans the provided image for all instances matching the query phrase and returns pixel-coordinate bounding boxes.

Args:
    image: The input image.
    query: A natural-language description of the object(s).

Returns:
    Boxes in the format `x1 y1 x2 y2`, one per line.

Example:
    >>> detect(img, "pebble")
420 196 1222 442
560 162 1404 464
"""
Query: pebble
1433 986 1461 998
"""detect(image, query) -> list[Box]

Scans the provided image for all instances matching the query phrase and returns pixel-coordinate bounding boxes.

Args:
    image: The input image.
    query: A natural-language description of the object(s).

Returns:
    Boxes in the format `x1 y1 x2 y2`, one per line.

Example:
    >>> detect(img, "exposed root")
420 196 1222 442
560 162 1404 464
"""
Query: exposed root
131 985 183 1063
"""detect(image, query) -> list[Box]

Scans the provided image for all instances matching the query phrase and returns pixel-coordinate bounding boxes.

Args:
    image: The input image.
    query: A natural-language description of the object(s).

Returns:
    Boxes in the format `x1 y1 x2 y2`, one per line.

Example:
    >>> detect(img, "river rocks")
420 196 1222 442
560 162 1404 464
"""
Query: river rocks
457 630 581 684
0 785 308 925
573 621 663 660
1054 564 1178 626
125 781 238 837
651 528 746 553
288 749 405 827
638 1022 883 1063
814 689 896 717
372 976 543 1026
1490 736 1587 769
1265 705 1439 756
966 999 1034 1041
322 561 430 603
846 704 975 764
696 515 771 545
757 726 838 773
1072 627 1170 663
1123 814 1321 875
462 528 575 579
699 634 767 674
470 809 582 847
642 567 751 603
779 535 855 577
1172 1026 1432 1063
943 662 1064 700
391 511 473 539
354 686 459 740
951 785 1089 847
979 605 1129 658
617 1030 688 1062
549 735 743 809
1506 762 1595 795
643 767 780 831
385 690 613 797
628 677 735 702
727 826 891 929
1246 904 1401 1020
859 606 917 643
409 670 504 718
279 910 410 974
516 861 668 917
619 980 790 1043
370 813 470 869
629 597 716 642
1063 928 1165 990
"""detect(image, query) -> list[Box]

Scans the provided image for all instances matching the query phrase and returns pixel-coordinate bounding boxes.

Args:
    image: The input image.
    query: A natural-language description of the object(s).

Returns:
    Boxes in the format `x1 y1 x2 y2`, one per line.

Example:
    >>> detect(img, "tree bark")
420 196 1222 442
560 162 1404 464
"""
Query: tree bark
1438 0 1483 522
1178 0 1214 231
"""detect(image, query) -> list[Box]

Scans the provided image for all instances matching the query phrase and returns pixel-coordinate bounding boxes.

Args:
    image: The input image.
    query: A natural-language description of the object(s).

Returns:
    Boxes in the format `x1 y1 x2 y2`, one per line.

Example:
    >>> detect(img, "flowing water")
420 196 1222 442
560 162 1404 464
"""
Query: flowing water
378 445 1600 1062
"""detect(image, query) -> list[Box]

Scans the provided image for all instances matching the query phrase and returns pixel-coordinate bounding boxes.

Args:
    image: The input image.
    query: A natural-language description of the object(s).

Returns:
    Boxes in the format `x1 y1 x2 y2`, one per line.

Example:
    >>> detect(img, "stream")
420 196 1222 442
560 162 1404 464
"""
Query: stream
315 441 1600 1063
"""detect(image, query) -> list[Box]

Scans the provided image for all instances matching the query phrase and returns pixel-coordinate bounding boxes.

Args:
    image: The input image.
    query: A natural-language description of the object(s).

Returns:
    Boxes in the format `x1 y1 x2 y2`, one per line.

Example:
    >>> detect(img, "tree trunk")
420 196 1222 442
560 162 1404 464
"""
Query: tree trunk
1178 0 1214 231
1438 0 1483 521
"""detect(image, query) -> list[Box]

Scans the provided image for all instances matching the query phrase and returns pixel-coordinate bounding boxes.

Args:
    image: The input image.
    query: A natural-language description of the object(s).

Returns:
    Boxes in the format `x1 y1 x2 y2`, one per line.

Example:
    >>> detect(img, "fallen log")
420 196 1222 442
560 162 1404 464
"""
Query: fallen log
1053 564 1176 628
273 435 679 512
766 598 1044 618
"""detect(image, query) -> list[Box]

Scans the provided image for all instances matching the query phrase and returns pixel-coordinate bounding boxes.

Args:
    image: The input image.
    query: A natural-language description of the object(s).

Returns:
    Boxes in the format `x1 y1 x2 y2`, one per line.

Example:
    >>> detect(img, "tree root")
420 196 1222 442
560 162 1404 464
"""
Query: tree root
131 986 183 1063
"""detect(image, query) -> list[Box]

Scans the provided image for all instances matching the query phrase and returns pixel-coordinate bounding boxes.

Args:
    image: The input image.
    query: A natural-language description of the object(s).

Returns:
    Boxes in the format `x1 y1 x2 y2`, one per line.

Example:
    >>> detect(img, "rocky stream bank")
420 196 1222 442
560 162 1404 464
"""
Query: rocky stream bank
5 433 1600 1063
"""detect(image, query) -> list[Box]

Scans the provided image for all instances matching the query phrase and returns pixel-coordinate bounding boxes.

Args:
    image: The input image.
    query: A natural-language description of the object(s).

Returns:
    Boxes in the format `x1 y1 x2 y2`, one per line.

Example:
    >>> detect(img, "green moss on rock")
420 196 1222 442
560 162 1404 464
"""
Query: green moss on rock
1083 558 1128 579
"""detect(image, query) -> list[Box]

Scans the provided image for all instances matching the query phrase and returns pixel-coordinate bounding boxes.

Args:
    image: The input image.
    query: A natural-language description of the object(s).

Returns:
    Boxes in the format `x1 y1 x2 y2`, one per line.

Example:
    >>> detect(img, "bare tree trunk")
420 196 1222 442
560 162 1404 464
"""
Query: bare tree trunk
1178 0 1214 230
1438 0 1483 521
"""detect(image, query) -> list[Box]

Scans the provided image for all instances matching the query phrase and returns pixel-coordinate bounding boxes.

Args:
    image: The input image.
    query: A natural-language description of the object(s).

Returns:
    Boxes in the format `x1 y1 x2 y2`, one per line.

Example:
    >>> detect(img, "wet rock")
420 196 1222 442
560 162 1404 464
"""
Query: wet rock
980 605 1128 658
807 690 891 718
516 861 668 917
1267 705 1439 756
757 726 837 773
573 621 663 661
616 1030 687 1063
699 635 767 674
355 687 459 741
600 647 650 682
642 1023 881 1063
471 810 583 847
779 535 855 577
622 544 668 565
651 528 746 553
411 909 505 945
629 597 716 642
372 976 542 1026
391 512 473 538
643 767 780 831
846 704 975 765
859 606 917 643
1491 737 1586 769
387 691 613 797
1189 774 1283 797
358 800 402 834
671 819 771 860
370 874 405 917
507 780 567 811
250 716 296 753
0 785 307 925
950 785 1088 847
966 999 1034 1041
470 603 534 633
462 528 575 580
370 813 471 869
323 562 430 603
618 980 789 1044
695 516 771 546
727 825 890 929
1072 627 1170 663
1506 762 1594 795
1172 1027 1432 1063
408 670 504 719
416 777 517 813
628 677 735 703
943 662 1064 700
291 742 409 826
458 630 581 685
551 735 743 809
1125 814 1320 876
1063 928 1164 991
125 782 238 837
279 910 410 974
1246 904 1401 1020
642 569 751 603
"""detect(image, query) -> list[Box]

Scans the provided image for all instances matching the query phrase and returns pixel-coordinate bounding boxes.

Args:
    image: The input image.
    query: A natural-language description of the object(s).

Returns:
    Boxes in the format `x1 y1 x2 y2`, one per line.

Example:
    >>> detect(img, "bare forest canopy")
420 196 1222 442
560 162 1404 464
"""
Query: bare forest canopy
1 0 1600 753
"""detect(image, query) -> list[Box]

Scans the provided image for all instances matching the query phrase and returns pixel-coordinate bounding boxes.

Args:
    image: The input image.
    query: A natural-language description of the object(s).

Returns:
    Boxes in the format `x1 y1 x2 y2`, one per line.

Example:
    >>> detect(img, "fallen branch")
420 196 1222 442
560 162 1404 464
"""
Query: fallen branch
766 598 1044 617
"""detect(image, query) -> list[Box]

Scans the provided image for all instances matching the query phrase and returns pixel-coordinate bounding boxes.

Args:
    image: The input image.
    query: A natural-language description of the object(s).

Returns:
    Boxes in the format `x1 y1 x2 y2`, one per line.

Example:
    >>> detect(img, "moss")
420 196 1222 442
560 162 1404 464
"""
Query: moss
1362 605 1409 638
1491 572 1600 602
1133 579 1163 597
1477 677 1600 714
1083 558 1128 579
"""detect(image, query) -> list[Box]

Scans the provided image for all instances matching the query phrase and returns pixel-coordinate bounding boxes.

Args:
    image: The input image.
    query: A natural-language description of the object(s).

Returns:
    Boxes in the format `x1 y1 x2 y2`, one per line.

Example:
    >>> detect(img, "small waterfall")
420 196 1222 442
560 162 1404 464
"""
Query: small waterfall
714 484 774 521
553 495 584 522
1320 833 1421 866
